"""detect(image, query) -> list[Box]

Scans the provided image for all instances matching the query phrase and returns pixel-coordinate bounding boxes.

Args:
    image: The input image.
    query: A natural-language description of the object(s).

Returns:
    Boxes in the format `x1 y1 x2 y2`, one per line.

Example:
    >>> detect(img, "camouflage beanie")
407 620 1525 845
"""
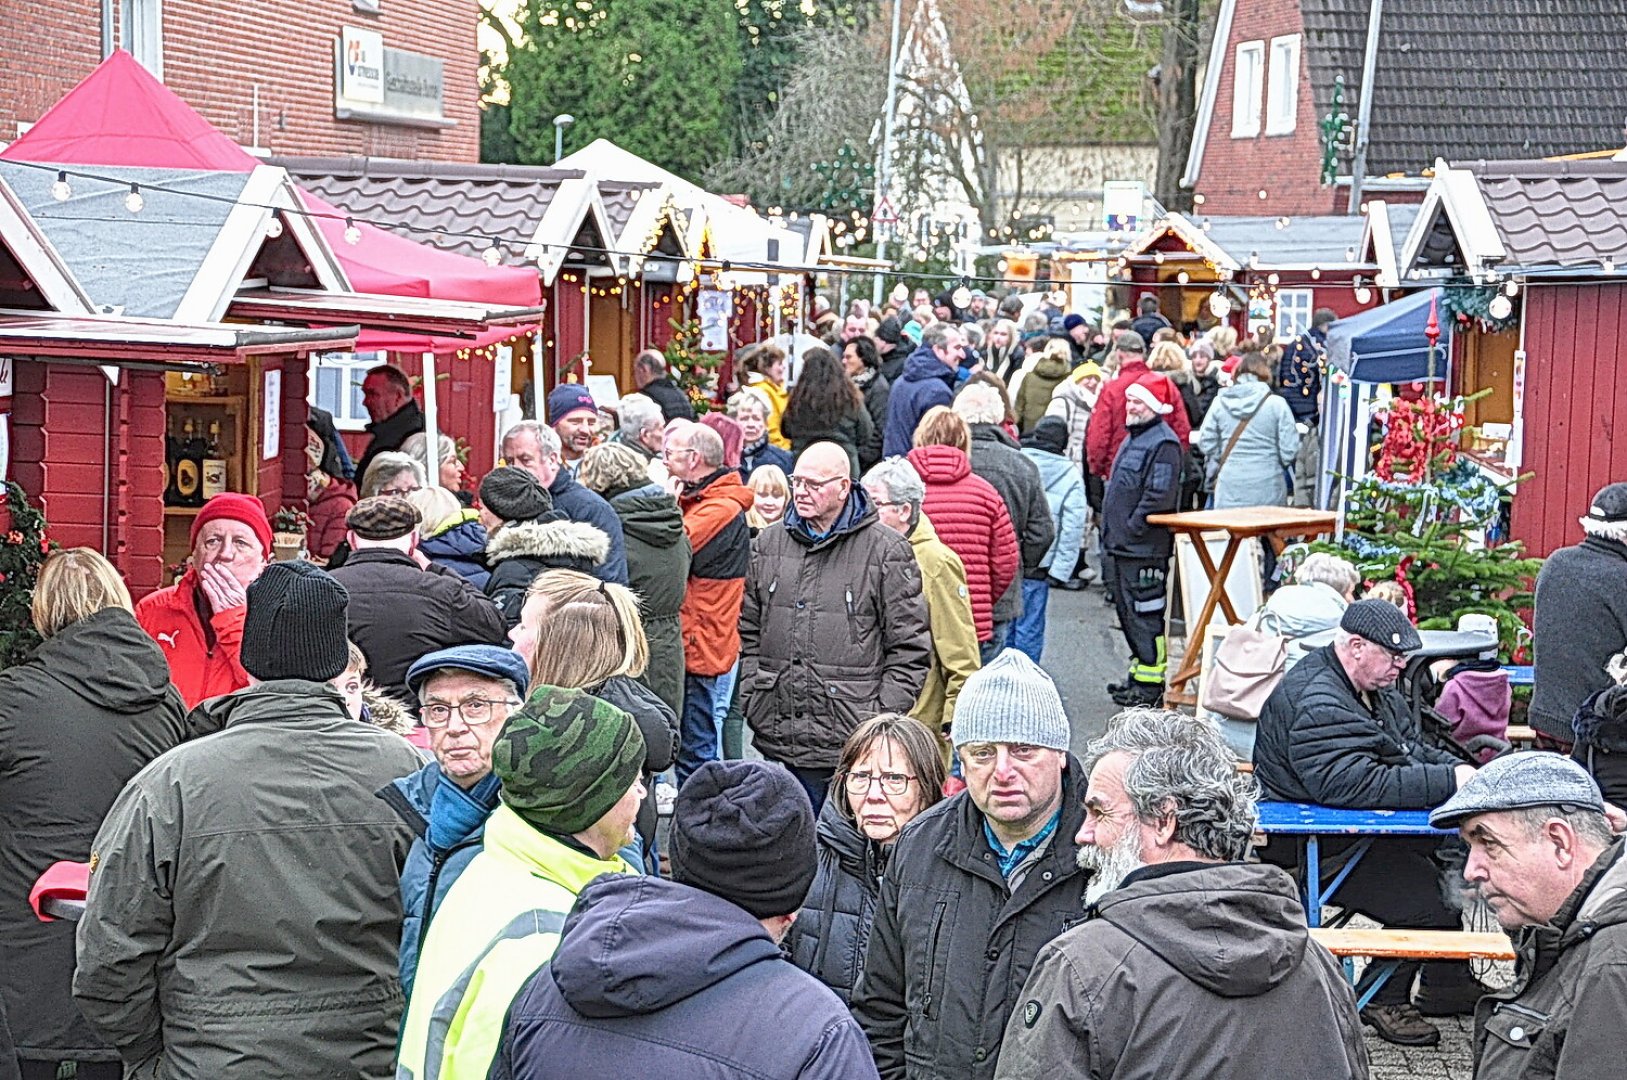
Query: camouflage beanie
492 685 646 836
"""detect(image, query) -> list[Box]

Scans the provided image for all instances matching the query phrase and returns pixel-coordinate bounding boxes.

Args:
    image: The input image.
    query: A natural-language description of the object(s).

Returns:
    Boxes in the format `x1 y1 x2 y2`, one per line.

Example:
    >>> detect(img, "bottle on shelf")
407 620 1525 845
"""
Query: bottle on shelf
163 416 180 506
174 418 204 507
201 421 228 499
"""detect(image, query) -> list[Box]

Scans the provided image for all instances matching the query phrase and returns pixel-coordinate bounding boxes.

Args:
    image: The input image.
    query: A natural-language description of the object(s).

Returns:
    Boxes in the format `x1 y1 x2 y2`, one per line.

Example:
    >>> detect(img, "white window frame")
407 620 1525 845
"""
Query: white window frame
1265 34 1301 135
1275 289 1315 342
1231 40 1265 138
121 0 164 80
308 351 386 432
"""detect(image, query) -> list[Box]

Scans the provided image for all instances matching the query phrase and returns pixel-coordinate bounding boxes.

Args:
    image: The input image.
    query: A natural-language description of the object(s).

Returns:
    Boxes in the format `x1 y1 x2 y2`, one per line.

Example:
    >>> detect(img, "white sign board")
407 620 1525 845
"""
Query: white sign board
493 345 514 414
263 368 282 460
0 356 12 397
585 375 621 414
697 289 731 353
338 27 386 105
0 413 9 481
1102 180 1146 233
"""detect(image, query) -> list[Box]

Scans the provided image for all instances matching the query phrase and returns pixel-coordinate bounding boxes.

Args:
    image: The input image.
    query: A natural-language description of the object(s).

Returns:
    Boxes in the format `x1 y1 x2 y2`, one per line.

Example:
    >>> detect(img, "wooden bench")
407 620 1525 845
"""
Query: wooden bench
1311 929 1515 1008
1235 760 1254 774
1505 724 1537 747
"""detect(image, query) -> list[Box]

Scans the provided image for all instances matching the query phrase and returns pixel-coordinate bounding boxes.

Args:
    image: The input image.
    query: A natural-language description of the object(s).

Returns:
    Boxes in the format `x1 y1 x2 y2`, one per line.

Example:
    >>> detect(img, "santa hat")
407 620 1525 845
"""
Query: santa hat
1125 378 1174 416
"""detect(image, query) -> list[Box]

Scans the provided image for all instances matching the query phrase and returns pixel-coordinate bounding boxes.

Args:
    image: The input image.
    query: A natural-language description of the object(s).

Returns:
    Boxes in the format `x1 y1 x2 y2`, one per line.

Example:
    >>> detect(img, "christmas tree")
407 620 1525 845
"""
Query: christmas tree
0 481 55 671
664 317 727 414
1308 393 1541 660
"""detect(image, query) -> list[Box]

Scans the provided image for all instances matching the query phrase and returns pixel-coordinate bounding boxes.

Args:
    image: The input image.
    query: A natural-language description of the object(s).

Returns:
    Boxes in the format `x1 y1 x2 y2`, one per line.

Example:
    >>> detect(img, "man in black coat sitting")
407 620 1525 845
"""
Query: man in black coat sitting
1254 599 1480 1048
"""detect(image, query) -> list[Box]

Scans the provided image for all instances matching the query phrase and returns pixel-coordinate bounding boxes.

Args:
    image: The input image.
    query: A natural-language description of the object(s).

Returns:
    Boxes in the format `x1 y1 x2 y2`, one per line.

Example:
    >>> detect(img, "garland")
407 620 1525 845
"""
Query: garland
1440 280 1519 333
0 481 55 671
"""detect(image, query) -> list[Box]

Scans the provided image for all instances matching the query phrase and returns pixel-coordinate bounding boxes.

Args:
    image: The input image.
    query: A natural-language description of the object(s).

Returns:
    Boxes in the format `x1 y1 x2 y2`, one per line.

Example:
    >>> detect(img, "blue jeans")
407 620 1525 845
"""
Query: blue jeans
1012 578 1050 662
785 764 836 817
711 662 738 756
678 674 722 787
980 620 1011 665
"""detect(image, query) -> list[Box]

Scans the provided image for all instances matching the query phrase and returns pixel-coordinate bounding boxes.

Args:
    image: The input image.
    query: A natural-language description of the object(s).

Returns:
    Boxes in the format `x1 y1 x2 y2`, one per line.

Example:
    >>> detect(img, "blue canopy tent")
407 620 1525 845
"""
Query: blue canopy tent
1317 288 1451 515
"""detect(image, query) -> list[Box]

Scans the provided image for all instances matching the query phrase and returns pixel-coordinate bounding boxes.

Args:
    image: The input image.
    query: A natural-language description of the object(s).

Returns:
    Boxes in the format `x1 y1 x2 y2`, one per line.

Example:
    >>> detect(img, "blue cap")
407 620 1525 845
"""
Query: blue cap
405 644 531 700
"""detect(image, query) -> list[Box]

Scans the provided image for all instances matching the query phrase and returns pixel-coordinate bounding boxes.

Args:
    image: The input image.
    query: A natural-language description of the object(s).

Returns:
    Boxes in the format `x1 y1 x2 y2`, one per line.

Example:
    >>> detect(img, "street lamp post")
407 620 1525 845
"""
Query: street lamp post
871 0 904 306
553 114 575 164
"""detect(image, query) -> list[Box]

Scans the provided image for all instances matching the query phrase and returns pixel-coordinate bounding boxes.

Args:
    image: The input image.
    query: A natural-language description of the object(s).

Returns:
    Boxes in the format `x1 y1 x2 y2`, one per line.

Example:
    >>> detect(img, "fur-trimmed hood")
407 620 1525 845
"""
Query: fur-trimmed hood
361 685 415 736
486 517 612 566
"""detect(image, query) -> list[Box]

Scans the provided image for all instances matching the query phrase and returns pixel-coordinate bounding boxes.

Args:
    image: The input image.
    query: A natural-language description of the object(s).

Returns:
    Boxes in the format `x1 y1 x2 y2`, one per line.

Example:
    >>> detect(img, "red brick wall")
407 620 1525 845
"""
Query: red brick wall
0 1 479 163
1192 0 1343 217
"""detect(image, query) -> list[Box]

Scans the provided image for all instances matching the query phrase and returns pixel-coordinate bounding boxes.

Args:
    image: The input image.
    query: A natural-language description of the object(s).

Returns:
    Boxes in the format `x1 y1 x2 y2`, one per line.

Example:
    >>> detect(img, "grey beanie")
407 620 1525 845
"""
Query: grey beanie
951 649 1070 750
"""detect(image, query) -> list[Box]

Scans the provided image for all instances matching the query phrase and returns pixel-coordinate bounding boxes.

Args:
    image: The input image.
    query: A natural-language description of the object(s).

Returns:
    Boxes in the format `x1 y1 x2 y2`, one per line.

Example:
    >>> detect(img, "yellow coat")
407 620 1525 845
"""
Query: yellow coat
746 373 791 450
907 512 981 734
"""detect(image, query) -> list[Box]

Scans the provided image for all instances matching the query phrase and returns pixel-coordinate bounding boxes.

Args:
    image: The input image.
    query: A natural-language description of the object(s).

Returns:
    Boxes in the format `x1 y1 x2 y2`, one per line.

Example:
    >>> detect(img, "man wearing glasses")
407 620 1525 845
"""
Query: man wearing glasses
852 650 1089 1080
740 442 930 815
1254 599 1483 1047
380 644 533 998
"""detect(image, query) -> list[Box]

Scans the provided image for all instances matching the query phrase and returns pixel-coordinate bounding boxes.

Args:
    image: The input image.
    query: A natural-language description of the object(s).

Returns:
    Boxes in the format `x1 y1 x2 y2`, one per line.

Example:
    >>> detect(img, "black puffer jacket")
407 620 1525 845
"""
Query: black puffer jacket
787 798 889 1003
1254 643 1461 808
852 760 1091 1080
590 675 679 862
967 424 1054 622
484 516 612 627
330 548 509 695
1532 536 1627 741
605 482 691 716
0 609 187 1064
1572 686 1627 804
856 369 891 471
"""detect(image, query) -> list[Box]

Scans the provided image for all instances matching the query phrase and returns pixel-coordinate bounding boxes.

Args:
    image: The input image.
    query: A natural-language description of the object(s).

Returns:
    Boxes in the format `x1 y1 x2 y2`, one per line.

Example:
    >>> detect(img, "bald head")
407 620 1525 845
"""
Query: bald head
790 441 854 533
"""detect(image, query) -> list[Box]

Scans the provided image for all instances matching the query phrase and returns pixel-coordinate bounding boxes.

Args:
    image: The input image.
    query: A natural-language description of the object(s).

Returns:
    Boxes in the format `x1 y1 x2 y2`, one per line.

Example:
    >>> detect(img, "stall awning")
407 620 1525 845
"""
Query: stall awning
1326 287 1449 383
0 311 358 365
0 51 543 353
230 288 547 340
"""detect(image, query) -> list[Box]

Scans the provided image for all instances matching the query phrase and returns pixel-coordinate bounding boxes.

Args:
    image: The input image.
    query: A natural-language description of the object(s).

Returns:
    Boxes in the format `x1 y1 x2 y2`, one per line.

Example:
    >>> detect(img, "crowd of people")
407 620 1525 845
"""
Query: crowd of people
0 288 1624 1080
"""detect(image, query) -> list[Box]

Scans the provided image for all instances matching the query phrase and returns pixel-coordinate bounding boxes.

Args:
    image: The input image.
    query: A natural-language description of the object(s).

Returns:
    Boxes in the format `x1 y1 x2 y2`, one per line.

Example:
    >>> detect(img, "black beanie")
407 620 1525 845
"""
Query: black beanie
669 760 816 919
240 561 351 682
1022 415 1070 456
481 466 553 524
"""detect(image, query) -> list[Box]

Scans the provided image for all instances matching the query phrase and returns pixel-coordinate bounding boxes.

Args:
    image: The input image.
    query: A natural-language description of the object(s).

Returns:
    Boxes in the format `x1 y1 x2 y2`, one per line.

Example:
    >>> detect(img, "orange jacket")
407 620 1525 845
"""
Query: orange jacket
678 469 755 677
134 568 251 708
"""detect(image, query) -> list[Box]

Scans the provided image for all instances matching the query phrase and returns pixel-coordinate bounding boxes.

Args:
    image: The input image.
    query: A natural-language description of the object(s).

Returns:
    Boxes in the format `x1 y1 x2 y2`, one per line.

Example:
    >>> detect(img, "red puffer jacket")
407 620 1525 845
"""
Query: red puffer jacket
906 445 1019 642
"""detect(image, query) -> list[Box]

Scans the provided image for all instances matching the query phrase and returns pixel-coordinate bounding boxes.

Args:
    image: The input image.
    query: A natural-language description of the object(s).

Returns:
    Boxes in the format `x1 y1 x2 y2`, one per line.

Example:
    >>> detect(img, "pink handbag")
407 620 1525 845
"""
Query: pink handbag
1201 611 1288 720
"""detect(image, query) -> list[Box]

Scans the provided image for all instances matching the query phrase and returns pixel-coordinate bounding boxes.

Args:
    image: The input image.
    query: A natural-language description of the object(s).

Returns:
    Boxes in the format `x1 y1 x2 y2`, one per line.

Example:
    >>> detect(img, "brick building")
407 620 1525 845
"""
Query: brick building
1183 0 1627 216
0 0 479 163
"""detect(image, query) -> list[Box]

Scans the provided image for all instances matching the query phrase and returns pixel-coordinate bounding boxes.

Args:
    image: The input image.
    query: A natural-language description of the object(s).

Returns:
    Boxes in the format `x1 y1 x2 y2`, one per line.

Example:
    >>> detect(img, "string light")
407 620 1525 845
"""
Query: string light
344 218 361 246
50 171 71 201
123 184 144 213
265 211 284 239
1502 280 1519 298
483 243 503 267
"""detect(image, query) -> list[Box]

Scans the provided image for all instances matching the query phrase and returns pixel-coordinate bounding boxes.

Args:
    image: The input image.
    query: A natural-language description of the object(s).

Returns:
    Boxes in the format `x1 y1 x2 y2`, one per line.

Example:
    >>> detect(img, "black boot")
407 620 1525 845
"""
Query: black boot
1110 680 1164 707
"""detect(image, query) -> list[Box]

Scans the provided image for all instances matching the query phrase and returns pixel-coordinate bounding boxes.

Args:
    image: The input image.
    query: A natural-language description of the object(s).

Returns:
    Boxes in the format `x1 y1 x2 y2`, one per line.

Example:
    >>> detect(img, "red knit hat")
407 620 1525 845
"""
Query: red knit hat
189 493 273 555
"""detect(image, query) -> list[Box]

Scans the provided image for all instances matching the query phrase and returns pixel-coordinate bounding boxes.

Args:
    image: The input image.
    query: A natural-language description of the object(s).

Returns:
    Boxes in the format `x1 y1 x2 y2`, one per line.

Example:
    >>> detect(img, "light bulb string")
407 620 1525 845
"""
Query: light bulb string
0 159 1611 291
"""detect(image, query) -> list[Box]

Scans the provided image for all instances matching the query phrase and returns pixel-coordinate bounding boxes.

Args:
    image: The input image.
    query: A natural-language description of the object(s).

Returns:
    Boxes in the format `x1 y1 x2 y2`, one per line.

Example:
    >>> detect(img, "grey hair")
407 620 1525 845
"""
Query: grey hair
634 349 667 374
961 323 984 349
727 388 769 419
921 322 960 350
359 452 426 499
862 456 926 512
686 423 726 468
1294 552 1361 595
617 393 664 437
953 382 1005 426
1507 804 1616 848
400 430 456 466
1083 708 1259 862
502 420 561 458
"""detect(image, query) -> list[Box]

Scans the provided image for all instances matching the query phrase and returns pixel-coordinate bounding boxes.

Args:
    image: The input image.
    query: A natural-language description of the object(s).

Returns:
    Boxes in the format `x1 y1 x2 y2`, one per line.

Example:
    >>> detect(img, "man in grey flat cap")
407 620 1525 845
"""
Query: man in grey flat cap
1431 753 1627 1080
1255 599 1483 1047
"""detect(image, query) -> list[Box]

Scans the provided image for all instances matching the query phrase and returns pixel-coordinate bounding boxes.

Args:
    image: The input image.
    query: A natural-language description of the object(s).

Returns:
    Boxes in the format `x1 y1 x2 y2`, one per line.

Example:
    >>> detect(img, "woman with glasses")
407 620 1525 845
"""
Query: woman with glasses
787 714 946 1003
508 570 678 874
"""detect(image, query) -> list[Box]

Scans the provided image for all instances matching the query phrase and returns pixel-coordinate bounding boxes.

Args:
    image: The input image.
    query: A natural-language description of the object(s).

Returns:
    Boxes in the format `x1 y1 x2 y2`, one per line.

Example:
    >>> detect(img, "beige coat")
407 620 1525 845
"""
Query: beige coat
907 512 981 734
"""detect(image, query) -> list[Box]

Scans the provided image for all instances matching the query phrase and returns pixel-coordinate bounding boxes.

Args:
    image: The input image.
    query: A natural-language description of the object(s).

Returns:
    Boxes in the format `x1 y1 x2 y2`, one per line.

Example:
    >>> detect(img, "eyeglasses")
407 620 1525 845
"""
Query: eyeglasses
845 770 917 796
662 446 696 461
960 743 1049 767
789 474 846 492
419 698 519 727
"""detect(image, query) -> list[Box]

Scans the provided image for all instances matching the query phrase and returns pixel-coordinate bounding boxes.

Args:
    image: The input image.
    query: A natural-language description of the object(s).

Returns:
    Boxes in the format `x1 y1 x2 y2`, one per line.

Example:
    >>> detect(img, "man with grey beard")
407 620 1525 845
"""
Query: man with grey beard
996 709 1368 1080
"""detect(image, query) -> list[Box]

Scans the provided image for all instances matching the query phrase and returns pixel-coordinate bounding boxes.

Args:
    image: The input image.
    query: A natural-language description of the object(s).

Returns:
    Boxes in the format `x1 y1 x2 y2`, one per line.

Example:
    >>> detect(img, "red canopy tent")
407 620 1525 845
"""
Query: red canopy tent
0 50 541 350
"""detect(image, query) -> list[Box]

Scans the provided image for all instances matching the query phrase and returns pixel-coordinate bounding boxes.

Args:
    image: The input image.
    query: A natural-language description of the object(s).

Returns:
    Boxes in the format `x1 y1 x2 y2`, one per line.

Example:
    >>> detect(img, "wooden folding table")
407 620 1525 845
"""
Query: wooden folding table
1146 506 1338 702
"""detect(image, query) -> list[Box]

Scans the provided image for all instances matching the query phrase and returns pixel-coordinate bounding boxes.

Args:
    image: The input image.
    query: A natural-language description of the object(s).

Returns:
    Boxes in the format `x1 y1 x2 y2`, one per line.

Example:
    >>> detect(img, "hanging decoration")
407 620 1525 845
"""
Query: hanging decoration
1441 279 1520 333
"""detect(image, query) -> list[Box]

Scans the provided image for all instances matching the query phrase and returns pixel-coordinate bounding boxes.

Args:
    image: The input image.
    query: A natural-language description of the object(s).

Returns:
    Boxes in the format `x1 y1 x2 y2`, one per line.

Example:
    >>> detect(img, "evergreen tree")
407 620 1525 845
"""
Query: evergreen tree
507 0 742 179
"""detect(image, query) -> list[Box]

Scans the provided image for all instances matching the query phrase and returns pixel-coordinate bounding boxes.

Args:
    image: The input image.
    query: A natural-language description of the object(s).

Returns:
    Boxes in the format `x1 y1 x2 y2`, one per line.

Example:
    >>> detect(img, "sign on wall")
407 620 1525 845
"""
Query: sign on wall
338 27 385 105
697 290 732 352
0 356 12 398
263 368 282 460
334 31 449 128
